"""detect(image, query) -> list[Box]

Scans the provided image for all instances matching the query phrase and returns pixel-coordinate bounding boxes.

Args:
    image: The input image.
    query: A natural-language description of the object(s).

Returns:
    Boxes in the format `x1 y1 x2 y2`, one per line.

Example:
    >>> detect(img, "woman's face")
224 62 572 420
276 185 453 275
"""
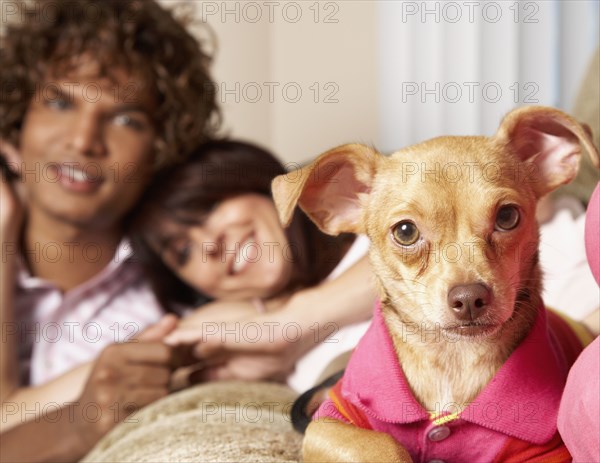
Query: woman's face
153 193 295 301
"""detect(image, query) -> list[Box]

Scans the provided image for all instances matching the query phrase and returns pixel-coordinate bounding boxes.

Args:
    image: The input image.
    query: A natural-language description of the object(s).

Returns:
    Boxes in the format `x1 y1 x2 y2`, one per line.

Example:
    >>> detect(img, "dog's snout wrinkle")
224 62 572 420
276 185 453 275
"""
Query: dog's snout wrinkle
448 283 492 321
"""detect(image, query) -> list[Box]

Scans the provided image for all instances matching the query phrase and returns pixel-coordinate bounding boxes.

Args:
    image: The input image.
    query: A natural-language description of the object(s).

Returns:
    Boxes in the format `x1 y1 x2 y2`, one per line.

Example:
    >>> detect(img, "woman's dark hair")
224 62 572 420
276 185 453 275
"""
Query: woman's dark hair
128 140 353 312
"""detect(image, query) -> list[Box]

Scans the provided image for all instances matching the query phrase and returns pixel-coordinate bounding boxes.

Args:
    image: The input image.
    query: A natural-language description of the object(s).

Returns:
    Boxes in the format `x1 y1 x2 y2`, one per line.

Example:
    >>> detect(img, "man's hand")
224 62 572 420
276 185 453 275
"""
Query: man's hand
0 316 195 463
70 315 180 455
0 140 24 236
0 140 24 404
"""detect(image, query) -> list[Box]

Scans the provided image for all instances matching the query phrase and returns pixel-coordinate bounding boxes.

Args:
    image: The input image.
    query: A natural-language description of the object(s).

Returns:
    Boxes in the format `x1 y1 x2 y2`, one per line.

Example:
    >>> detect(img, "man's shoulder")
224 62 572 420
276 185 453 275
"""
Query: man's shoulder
15 238 162 317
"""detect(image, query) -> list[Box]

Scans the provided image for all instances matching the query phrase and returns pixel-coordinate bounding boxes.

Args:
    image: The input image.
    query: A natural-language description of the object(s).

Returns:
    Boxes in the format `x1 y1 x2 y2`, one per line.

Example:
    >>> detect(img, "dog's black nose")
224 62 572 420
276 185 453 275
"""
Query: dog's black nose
447 284 492 321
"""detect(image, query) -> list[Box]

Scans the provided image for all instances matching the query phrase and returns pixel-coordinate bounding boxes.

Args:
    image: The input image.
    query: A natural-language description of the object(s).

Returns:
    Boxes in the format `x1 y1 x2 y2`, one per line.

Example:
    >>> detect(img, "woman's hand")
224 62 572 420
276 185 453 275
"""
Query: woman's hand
175 300 262 333
167 296 291 339
166 255 376 385
165 298 304 382
166 290 350 383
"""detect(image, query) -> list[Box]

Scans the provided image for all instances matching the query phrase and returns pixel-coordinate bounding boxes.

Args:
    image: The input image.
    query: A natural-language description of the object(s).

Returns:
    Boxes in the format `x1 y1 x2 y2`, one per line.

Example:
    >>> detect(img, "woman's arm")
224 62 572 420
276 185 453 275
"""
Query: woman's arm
295 256 376 334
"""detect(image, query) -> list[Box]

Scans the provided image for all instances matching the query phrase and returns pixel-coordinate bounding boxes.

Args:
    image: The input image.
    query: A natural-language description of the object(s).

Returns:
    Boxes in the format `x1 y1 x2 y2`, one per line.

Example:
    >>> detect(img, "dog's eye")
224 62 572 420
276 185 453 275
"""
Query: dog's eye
391 221 420 246
495 205 520 231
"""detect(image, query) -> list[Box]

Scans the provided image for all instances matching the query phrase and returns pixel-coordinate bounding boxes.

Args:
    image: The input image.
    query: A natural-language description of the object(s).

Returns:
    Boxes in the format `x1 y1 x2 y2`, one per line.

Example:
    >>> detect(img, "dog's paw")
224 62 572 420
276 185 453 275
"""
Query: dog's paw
302 419 413 463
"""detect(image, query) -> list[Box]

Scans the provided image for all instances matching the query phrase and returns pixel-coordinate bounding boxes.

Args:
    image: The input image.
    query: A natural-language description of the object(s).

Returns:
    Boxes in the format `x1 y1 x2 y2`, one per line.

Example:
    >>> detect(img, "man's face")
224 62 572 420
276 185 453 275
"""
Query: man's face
18 61 157 230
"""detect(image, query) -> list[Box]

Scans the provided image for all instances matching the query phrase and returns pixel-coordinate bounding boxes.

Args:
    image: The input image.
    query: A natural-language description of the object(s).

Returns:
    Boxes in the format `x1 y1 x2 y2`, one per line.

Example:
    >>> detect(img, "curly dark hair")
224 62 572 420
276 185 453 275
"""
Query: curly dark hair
0 0 220 167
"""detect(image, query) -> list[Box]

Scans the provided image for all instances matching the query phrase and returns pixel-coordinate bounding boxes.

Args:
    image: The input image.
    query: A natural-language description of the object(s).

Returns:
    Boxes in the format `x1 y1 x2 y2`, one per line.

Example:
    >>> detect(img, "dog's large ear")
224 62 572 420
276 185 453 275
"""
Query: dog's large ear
495 106 599 197
272 143 378 235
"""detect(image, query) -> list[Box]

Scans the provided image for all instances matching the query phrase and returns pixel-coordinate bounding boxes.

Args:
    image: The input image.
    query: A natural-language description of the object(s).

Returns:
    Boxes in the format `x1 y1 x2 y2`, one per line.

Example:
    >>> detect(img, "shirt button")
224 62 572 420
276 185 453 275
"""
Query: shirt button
427 425 451 442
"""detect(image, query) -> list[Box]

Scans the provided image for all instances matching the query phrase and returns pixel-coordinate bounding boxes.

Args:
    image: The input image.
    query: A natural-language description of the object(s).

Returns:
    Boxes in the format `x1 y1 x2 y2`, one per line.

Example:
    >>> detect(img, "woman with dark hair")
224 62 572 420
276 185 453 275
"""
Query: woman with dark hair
128 140 370 390
129 140 353 310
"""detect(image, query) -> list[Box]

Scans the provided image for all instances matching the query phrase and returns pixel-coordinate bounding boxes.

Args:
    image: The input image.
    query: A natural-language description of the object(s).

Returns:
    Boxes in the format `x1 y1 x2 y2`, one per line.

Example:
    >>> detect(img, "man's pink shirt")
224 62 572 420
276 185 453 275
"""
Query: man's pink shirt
14 240 163 385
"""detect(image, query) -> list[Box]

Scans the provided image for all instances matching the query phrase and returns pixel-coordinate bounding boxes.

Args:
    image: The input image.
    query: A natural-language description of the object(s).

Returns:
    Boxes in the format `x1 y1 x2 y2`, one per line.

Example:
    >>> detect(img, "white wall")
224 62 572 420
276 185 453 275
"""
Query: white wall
161 0 379 164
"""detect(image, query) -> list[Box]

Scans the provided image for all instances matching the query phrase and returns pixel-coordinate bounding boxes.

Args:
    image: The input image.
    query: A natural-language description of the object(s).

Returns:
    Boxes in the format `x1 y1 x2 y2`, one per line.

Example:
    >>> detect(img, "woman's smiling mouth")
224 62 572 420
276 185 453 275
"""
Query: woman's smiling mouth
231 235 260 275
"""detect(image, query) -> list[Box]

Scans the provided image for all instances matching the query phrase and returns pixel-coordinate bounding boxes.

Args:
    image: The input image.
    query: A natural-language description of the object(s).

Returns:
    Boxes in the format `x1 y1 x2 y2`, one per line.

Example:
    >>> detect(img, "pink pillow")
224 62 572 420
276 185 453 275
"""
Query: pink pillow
585 183 600 285
558 337 600 462
558 182 600 462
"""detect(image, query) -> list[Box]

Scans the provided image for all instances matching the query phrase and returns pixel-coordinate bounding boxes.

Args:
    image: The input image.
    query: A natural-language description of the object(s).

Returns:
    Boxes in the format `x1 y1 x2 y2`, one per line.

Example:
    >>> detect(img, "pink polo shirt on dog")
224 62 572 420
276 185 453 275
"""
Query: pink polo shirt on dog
315 303 577 463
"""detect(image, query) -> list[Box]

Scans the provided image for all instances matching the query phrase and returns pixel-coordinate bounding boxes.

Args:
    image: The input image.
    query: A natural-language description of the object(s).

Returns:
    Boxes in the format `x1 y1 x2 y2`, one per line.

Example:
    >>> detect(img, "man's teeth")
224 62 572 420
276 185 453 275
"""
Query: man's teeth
64 167 93 182
70 168 88 182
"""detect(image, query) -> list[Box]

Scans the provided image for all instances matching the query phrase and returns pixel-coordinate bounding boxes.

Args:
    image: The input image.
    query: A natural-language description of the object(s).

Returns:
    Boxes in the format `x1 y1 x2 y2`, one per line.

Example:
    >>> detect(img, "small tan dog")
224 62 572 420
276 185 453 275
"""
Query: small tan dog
272 106 598 462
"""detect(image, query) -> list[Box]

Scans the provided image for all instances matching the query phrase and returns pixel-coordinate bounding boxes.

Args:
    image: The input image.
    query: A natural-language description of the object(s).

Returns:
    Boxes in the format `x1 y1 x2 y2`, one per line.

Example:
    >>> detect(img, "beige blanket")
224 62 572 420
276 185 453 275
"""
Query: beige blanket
83 381 302 462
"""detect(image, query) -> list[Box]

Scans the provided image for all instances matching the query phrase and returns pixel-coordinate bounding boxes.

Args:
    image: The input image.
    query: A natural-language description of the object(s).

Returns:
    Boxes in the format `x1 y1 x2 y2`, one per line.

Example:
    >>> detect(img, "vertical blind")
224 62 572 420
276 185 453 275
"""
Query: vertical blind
378 0 600 152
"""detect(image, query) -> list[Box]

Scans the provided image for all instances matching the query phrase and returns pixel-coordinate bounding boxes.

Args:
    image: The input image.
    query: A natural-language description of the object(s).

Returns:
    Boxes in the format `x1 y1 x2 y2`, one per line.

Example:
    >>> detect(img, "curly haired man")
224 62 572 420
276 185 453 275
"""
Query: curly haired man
0 1 219 460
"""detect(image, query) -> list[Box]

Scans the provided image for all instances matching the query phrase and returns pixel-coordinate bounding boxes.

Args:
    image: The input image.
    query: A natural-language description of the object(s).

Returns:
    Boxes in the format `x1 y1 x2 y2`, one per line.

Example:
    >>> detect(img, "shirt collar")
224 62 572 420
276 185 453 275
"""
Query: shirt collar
340 302 566 444
16 238 134 291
